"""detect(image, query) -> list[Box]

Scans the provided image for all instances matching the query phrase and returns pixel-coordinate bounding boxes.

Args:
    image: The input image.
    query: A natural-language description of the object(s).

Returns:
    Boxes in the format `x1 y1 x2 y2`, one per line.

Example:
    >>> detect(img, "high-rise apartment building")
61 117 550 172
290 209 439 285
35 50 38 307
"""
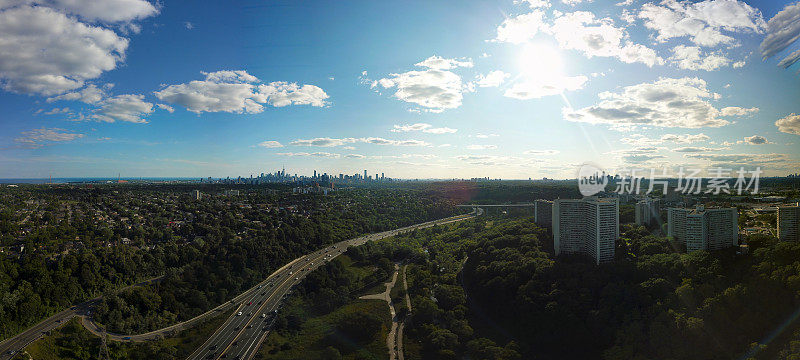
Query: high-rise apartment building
533 200 552 227
635 198 661 226
668 206 738 251
191 190 201 200
553 197 619 265
778 203 800 242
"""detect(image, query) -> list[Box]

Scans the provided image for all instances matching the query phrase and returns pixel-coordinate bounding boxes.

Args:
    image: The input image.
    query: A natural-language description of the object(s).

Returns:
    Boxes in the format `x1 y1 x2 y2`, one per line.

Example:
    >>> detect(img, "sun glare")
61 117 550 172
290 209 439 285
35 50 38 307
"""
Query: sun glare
518 43 564 80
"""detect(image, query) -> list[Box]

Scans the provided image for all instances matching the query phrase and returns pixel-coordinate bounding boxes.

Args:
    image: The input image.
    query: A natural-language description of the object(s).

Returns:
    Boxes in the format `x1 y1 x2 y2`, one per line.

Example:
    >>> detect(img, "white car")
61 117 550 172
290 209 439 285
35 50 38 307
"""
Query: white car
237 311 242 316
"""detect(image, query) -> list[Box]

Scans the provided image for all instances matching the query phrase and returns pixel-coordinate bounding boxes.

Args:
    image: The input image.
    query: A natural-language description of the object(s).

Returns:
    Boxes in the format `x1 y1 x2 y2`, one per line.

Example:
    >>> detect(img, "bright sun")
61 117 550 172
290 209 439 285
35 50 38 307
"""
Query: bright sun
518 43 565 80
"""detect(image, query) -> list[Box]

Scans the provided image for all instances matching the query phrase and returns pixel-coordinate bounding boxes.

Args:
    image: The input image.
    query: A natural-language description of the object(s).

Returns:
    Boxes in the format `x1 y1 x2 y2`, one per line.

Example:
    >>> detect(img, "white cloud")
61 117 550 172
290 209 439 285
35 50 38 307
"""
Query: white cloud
47 84 107 104
375 56 472 112
741 135 769 145
608 147 667 163
669 45 732 71
391 123 457 134
671 146 723 152
43 107 70 115
720 106 758 116
563 77 753 129
415 55 473 70
524 149 560 155
345 154 366 159
467 144 498 150
495 10 548 44
14 127 83 148
258 140 283 148
276 152 341 158
549 11 662 66
638 0 765 47
37 0 159 23
475 133 499 138
683 153 799 171
620 133 710 146
562 0 591 5
0 5 130 95
516 0 550 8
777 49 800 69
255 82 329 107
155 70 329 114
776 113 800 135
185 21 193 30
475 70 510 87
362 137 430 147
290 137 358 147
91 94 154 123
504 74 588 99
156 103 174 113
661 133 711 143
289 137 430 147
760 2 800 69
423 127 457 134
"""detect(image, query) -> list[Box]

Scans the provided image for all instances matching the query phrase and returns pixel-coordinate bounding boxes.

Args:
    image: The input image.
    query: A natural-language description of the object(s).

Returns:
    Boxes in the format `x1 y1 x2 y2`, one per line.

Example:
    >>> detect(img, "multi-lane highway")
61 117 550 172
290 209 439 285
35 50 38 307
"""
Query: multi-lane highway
0 211 475 360
189 211 476 360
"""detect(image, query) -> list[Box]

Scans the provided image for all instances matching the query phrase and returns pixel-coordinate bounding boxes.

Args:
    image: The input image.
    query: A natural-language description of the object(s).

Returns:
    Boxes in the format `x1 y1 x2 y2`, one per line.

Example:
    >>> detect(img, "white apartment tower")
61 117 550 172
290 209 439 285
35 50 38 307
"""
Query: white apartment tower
191 190 201 200
553 197 619 265
635 198 661 226
668 206 738 252
778 203 800 242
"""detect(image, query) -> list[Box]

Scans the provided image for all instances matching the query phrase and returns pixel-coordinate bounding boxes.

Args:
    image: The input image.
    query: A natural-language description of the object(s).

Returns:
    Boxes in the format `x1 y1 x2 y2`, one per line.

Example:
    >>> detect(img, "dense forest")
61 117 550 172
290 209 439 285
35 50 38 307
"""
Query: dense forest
0 185 460 339
364 216 800 360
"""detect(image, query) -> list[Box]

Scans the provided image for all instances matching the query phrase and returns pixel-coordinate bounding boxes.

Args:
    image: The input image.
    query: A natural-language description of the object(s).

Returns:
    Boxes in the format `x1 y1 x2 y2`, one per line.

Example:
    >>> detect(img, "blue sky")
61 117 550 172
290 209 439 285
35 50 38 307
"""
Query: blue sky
0 0 798 179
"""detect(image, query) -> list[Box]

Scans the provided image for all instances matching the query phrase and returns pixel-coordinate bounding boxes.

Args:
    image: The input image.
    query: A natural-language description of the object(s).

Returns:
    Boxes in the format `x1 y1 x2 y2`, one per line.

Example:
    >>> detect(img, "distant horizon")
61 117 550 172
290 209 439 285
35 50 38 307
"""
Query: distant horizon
0 1 798 179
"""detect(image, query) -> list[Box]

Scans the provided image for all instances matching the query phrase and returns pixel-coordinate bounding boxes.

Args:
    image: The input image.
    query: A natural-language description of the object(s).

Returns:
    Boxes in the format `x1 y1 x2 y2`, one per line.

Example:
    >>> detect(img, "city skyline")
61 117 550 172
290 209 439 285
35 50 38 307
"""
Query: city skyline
1 0 799 179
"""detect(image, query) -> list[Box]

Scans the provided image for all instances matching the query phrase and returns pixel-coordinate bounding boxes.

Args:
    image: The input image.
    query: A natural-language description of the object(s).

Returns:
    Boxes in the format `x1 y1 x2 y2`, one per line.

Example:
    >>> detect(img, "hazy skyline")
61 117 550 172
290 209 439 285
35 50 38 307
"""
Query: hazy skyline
1 0 799 179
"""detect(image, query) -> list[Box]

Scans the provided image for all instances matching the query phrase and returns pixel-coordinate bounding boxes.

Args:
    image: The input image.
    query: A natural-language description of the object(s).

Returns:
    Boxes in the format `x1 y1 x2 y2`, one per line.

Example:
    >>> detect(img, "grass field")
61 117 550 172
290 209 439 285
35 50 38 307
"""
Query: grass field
256 299 390 360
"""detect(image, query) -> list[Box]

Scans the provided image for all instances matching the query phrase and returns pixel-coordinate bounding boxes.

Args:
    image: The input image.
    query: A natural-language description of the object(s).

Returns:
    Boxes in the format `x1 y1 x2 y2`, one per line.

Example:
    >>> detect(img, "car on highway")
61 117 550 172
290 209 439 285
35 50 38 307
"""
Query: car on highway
295 277 299 280
237 311 242 316
261 313 266 318
123 336 131 340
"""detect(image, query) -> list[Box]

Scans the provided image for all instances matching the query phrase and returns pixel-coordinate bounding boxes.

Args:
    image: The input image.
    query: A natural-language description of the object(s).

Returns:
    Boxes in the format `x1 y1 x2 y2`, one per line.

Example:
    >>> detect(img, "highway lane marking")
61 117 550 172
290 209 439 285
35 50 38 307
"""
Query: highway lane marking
200 213 476 359
214 250 331 359
228 214 476 359
226 247 344 359
188 256 307 359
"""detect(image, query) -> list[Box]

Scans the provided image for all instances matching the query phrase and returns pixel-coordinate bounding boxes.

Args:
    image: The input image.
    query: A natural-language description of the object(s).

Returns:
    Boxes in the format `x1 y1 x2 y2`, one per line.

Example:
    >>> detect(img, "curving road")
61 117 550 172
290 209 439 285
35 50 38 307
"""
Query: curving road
0 277 163 360
188 212 476 360
0 211 475 360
